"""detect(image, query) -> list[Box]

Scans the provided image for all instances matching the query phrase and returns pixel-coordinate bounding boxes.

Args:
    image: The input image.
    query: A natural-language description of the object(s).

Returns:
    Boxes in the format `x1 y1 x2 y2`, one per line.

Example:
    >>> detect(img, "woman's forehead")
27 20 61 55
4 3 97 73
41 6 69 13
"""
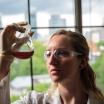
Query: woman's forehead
47 35 73 49
50 35 69 42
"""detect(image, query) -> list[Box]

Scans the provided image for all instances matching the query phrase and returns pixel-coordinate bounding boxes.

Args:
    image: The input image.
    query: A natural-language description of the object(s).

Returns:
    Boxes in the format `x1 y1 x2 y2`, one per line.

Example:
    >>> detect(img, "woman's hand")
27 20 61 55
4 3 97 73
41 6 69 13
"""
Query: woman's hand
0 22 33 80
0 22 28 52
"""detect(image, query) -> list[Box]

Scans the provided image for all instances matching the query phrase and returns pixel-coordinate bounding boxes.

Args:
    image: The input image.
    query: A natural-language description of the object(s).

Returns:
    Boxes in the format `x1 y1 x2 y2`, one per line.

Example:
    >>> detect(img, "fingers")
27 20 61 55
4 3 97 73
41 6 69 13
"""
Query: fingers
12 23 26 33
12 36 29 50
16 22 28 26
12 23 34 36
13 31 34 50
28 31 34 37
6 22 28 33
3 22 34 40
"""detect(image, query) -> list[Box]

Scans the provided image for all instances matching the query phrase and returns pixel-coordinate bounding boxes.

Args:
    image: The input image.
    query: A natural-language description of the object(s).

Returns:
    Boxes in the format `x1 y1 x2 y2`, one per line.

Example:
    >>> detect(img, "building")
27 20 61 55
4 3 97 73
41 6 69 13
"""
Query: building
49 14 66 34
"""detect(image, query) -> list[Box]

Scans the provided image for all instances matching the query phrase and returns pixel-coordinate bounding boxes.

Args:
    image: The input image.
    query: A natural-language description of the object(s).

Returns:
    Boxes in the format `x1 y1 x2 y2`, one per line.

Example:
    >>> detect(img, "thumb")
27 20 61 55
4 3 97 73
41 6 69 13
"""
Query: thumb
12 36 29 50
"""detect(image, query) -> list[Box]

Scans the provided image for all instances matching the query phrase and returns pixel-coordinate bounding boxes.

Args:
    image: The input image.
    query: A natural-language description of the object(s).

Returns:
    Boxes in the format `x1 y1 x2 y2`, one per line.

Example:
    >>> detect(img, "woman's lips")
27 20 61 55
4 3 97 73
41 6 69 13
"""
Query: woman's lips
50 68 60 75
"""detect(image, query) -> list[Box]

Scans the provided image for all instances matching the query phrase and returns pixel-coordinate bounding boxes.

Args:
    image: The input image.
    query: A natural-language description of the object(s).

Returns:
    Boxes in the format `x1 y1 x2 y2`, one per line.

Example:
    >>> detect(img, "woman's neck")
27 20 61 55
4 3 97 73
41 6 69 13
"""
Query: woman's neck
58 76 88 104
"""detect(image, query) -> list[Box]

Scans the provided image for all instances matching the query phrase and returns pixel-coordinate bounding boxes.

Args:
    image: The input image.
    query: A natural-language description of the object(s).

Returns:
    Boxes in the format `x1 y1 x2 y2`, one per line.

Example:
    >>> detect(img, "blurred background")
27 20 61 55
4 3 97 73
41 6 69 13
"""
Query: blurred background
0 0 104 102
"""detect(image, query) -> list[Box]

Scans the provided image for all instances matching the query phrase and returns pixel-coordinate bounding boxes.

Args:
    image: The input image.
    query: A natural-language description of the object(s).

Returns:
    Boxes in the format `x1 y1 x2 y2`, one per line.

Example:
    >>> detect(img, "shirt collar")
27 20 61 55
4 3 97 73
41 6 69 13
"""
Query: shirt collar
45 88 89 104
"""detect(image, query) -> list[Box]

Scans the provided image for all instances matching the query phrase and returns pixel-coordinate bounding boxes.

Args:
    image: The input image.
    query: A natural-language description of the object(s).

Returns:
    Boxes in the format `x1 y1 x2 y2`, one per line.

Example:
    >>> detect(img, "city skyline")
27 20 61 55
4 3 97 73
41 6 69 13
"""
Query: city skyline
0 11 104 41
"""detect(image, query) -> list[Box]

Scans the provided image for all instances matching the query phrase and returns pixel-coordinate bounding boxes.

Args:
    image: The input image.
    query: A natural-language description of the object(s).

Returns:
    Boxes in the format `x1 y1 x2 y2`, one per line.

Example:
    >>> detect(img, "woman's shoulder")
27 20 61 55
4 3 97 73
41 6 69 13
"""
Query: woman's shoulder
12 89 60 104
12 91 45 104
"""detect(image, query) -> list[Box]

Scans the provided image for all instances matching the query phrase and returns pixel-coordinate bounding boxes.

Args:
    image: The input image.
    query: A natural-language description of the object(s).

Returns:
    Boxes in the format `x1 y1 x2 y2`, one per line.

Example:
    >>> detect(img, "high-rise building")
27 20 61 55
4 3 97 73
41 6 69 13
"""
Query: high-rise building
49 14 66 35
25 10 38 39
30 12 39 39
30 12 37 28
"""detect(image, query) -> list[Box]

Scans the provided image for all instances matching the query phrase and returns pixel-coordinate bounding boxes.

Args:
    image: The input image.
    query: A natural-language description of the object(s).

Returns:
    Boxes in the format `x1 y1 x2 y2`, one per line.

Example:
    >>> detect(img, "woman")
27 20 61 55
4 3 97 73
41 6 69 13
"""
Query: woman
0 23 104 104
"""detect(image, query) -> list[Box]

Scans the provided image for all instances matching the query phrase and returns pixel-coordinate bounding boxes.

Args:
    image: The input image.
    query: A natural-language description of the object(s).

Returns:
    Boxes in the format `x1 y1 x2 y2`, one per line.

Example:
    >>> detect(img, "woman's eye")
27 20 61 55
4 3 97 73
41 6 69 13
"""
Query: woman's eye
45 51 51 58
47 52 51 57
56 50 69 57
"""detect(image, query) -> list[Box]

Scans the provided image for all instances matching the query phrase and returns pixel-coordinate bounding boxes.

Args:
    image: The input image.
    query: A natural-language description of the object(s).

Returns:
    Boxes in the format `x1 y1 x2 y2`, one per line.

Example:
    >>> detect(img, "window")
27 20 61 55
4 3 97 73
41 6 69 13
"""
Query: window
0 0 104 101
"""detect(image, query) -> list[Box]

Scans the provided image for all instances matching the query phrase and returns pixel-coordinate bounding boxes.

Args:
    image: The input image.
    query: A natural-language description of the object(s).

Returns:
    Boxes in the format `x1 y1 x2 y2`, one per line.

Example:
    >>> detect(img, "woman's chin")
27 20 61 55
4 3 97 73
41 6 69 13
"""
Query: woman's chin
51 75 61 83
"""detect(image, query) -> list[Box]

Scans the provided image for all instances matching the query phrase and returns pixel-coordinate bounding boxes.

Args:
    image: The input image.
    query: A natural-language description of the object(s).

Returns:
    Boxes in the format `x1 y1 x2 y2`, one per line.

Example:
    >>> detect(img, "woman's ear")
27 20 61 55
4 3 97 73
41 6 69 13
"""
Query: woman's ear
79 58 87 69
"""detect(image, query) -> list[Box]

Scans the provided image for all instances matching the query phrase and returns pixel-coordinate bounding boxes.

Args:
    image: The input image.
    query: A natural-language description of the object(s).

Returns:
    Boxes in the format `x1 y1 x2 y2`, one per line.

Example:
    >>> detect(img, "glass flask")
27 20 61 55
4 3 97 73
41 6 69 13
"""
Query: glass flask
11 24 34 59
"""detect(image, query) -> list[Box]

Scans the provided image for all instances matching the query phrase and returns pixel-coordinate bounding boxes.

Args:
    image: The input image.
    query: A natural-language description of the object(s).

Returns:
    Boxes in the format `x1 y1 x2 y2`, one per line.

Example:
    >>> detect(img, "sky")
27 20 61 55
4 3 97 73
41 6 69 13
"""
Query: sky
0 0 104 39
0 0 73 14
0 0 104 15
0 0 104 26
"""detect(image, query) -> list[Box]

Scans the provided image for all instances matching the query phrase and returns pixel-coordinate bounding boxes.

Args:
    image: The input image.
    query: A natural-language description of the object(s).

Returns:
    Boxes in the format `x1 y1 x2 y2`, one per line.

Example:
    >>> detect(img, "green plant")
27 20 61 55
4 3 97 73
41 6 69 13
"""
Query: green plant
34 83 50 92
10 95 20 102
91 52 104 93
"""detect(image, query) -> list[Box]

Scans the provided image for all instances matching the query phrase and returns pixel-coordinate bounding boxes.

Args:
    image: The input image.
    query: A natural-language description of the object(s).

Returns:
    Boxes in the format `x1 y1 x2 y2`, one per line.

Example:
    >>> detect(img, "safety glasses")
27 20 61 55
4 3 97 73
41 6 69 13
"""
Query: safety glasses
44 49 82 60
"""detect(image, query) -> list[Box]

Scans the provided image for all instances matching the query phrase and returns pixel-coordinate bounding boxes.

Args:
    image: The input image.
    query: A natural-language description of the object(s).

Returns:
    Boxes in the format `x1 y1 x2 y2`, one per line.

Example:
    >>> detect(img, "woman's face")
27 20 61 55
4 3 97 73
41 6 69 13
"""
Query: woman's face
45 35 81 83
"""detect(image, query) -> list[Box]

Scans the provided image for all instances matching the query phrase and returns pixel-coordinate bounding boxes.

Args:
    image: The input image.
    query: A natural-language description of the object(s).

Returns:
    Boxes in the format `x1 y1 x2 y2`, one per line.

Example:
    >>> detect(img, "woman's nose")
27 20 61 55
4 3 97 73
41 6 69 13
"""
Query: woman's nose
48 54 59 65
